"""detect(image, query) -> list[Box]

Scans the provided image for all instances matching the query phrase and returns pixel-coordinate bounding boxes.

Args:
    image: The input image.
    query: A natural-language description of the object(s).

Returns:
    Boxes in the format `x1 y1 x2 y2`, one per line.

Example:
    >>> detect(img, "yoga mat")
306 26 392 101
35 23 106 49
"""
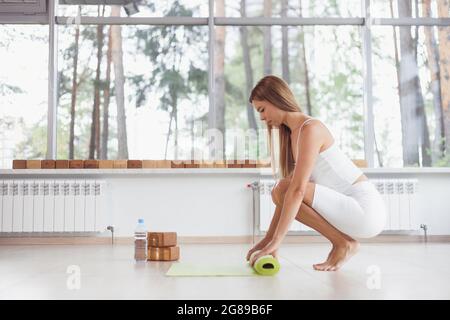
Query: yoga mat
165 255 280 277
166 263 257 277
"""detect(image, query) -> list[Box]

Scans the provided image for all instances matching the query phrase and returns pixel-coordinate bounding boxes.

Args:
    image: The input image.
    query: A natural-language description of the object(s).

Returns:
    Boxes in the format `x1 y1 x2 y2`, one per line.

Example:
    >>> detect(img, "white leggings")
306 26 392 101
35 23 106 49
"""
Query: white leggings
310 181 387 239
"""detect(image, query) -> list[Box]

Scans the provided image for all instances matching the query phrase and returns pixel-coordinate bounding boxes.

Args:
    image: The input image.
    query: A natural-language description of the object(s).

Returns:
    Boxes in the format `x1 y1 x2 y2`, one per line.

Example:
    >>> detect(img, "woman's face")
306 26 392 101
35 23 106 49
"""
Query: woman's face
252 99 283 127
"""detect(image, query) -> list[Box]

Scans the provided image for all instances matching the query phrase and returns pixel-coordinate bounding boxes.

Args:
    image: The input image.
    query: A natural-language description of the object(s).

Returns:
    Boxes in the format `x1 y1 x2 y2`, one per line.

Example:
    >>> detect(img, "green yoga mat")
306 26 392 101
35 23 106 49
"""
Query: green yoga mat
166 255 280 277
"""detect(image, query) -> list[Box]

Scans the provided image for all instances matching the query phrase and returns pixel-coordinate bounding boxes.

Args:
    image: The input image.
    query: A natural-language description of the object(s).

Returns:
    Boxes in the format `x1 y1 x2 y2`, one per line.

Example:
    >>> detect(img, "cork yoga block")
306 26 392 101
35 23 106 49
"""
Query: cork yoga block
69 160 84 169
256 159 271 168
171 160 184 168
98 160 114 168
12 160 27 169
142 160 172 168
113 160 127 168
26 160 41 169
213 160 226 168
127 160 142 168
147 232 177 247
225 159 242 168
41 160 56 169
198 160 215 168
55 160 69 169
183 160 200 168
242 159 257 168
147 246 180 261
84 160 99 169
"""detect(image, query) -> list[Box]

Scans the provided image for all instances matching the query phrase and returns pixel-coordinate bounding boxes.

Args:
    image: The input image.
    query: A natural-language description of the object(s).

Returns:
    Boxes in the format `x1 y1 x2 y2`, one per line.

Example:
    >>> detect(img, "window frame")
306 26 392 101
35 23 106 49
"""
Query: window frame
1 0 450 167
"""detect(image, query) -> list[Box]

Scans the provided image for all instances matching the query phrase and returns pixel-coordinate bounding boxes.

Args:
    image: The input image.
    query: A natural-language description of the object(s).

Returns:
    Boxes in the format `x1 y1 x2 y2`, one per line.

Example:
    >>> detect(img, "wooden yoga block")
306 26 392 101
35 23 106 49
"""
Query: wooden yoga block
41 160 56 169
213 160 226 168
127 160 143 168
113 160 127 168
242 159 257 168
55 160 69 169
98 160 114 169
147 246 180 261
183 160 200 168
198 160 215 168
12 160 27 169
84 160 99 169
26 160 41 169
256 159 271 168
69 160 84 169
147 232 177 247
142 160 172 168
171 160 184 168
226 159 242 168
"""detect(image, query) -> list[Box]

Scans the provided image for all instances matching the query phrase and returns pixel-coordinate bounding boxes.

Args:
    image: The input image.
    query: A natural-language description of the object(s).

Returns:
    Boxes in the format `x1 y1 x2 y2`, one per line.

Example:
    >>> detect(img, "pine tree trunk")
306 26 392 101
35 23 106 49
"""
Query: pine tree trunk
69 25 80 160
211 0 226 160
423 0 445 163
101 26 112 160
89 24 103 159
240 0 257 131
281 0 290 83
263 0 272 75
437 0 450 156
397 0 430 166
111 5 128 159
299 0 311 115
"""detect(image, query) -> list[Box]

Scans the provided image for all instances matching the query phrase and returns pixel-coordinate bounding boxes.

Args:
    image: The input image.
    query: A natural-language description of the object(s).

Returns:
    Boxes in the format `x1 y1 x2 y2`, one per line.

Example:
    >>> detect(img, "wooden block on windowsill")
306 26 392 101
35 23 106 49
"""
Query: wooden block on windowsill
143 160 172 168
241 159 257 168
198 160 215 168
226 160 242 168
352 159 368 168
171 160 185 168
84 160 99 169
98 160 114 169
55 160 69 169
69 160 84 169
41 160 56 169
113 160 127 169
213 160 226 168
256 159 271 168
127 160 143 168
147 246 180 261
26 160 41 169
12 160 27 169
147 232 177 247
183 160 200 168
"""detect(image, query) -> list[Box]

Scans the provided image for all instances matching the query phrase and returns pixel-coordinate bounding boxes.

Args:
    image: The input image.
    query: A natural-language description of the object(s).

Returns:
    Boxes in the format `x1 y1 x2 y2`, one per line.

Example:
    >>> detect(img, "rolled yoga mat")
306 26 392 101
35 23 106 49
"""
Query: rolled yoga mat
250 252 281 276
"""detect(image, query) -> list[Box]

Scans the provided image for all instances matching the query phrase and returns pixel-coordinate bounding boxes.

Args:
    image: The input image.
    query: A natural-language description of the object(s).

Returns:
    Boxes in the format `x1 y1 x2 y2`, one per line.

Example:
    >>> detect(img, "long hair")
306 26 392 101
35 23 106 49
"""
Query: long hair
249 75 303 179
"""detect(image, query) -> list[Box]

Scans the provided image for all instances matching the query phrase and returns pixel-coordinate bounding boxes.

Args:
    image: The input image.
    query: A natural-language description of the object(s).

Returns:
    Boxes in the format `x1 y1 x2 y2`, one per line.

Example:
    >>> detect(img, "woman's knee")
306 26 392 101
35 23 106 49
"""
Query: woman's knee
271 178 291 206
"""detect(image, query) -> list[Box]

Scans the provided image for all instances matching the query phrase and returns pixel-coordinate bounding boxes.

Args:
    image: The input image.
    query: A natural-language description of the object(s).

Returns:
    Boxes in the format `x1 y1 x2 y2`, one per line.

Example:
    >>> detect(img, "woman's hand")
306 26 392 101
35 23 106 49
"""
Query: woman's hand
246 237 271 261
248 239 281 267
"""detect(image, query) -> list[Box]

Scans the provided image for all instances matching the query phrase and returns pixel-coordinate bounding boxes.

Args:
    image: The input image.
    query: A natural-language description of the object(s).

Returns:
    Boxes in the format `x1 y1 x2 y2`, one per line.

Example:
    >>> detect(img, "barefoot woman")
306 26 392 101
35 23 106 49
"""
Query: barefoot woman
247 75 387 271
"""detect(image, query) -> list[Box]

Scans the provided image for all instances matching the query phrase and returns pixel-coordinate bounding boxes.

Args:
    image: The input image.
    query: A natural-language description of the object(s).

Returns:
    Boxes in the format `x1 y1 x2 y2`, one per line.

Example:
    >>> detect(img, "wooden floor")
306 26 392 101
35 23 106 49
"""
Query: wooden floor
0 242 449 299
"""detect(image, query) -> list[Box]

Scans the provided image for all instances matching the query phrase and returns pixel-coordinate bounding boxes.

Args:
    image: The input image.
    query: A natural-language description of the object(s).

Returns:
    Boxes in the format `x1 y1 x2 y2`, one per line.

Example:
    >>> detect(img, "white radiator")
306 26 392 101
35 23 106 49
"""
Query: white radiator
0 180 106 233
258 178 419 233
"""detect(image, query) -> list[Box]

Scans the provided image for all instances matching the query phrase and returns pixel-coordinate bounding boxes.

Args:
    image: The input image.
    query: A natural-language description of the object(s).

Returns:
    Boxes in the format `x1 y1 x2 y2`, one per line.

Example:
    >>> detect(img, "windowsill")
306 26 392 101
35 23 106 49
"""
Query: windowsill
0 167 449 176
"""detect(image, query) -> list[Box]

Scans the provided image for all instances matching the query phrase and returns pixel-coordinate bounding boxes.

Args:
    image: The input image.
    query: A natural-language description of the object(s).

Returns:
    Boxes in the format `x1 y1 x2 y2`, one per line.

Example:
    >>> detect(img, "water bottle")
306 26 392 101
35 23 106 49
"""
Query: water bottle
134 218 147 261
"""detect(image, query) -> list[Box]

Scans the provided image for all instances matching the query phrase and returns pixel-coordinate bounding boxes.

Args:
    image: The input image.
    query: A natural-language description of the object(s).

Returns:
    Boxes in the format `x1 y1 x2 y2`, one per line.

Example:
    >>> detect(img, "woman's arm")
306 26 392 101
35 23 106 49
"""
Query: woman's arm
249 124 324 265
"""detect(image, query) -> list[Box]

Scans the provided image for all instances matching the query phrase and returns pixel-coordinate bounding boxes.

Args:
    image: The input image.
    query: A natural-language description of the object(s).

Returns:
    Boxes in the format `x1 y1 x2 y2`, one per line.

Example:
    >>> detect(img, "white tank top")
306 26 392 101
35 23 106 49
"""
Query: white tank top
292 118 363 194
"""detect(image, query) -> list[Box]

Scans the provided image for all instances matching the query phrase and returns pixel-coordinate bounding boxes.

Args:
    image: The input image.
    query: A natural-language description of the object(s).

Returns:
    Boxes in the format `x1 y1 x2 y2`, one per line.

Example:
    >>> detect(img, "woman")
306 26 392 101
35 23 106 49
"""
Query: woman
247 75 386 271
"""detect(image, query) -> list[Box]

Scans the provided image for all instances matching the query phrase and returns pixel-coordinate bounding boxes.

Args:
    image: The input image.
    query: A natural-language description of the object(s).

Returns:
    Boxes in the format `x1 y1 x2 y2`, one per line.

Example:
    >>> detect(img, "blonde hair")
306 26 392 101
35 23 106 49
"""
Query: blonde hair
249 75 303 179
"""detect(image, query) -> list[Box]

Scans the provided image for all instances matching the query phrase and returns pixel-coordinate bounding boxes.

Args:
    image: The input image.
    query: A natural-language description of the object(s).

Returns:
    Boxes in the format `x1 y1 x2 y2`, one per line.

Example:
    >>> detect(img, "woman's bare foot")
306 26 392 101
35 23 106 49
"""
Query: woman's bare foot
313 240 360 271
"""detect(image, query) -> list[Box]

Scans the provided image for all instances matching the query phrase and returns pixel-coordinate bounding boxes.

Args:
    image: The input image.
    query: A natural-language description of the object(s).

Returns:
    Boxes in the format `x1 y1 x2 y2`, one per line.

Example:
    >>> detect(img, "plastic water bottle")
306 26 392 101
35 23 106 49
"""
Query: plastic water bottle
134 218 147 261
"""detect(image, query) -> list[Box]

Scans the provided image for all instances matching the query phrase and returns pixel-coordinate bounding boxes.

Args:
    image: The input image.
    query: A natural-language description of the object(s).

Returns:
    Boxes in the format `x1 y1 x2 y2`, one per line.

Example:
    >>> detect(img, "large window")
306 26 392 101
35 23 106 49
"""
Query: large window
0 26 48 168
1 0 449 168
